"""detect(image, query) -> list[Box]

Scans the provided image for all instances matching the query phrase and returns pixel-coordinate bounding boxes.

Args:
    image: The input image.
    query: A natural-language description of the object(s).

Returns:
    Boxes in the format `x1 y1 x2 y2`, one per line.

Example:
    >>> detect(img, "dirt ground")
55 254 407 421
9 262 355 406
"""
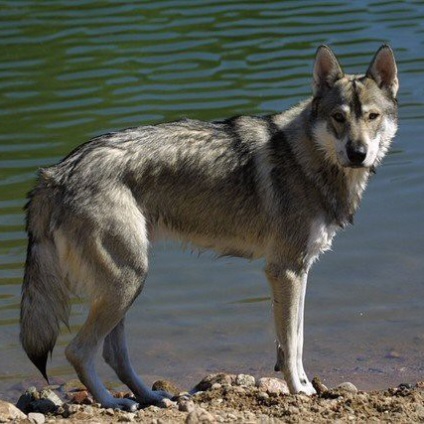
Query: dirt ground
1 373 424 423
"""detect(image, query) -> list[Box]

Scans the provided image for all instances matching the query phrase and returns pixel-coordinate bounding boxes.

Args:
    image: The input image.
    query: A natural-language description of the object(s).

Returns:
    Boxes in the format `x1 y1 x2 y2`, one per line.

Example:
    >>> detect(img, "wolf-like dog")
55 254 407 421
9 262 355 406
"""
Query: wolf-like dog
20 45 398 410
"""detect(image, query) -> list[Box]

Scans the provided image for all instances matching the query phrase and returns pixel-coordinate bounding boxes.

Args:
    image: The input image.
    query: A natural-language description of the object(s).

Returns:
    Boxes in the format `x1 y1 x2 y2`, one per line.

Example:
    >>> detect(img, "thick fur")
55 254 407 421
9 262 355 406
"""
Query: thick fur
20 45 398 409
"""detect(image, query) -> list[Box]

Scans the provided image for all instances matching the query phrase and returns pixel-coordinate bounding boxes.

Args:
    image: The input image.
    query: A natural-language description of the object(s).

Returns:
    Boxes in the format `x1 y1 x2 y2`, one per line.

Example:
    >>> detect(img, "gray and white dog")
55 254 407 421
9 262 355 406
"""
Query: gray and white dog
21 45 398 410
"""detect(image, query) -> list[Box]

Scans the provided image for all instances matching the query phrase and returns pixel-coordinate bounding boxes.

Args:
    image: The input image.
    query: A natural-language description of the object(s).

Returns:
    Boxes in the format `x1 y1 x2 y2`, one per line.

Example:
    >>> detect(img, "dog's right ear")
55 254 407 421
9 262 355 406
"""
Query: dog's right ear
313 45 344 96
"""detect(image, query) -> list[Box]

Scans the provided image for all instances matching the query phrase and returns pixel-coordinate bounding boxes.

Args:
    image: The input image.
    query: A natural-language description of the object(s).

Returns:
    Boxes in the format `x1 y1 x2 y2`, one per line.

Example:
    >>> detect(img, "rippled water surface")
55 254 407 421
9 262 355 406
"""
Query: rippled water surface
1 1 423 399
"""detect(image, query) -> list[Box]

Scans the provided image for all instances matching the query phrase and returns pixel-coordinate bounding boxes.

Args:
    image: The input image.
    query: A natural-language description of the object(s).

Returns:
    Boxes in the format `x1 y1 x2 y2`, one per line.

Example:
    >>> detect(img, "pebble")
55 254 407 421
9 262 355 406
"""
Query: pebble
337 382 358 394
66 404 81 414
257 377 290 395
236 374 256 387
105 408 115 416
160 398 176 408
70 390 93 405
117 412 135 422
194 373 235 391
312 376 328 395
178 399 195 412
152 380 181 396
186 407 216 423
0 400 27 421
257 391 269 400
28 412 46 424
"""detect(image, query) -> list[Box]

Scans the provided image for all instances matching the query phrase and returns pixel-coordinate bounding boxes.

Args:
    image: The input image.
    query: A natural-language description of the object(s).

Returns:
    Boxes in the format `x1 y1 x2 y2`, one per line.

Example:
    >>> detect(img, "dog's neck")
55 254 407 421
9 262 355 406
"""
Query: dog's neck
286 103 371 228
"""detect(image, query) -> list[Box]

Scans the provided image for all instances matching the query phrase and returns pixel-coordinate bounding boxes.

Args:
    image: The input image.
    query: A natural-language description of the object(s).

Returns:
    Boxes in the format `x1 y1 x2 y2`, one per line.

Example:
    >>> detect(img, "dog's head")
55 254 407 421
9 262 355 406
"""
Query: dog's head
311 45 398 169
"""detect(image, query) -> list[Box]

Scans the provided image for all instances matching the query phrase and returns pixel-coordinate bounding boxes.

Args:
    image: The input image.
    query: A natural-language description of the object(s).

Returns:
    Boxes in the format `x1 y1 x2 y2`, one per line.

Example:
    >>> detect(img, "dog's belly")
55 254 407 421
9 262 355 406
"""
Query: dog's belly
151 222 266 260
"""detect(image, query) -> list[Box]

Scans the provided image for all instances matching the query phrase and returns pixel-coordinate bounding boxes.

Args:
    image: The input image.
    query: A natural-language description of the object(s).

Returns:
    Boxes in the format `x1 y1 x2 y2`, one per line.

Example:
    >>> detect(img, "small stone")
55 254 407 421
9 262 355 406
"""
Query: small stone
236 374 256 387
70 390 93 405
257 377 290 395
160 398 176 408
312 376 328 395
194 373 235 392
385 349 401 359
0 400 27 420
114 391 126 399
257 391 269 400
16 391 33 413
30 399 58 414
66 404 81 414
105 408 115 416
28 412 46 424
39 389 63 407
145 405 160 413
152 380 181 396
211 383 222 390
337 382 358 394
186 407 215 423
118 412 135 422
179 400 195 413
83 406 94 415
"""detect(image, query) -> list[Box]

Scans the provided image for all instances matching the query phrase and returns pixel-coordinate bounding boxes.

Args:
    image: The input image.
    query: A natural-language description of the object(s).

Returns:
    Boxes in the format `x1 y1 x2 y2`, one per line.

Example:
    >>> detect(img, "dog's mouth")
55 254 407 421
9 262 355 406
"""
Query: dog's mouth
345 163 367 169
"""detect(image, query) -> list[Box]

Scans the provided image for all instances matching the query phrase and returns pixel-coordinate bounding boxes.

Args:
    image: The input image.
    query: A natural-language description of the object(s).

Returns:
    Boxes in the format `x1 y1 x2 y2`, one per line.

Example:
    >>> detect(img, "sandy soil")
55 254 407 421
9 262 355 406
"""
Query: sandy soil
1 373 423 423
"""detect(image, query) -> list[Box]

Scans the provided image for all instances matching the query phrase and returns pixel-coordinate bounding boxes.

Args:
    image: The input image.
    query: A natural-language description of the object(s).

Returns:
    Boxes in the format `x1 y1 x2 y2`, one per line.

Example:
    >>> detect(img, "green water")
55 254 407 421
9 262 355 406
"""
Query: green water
1 1 423 400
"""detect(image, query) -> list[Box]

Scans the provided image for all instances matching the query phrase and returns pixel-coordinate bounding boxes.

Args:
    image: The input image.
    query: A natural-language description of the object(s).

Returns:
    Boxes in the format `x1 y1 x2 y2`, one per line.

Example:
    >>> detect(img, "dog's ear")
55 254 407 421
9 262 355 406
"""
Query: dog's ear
366 45 398 98
312 45 344 96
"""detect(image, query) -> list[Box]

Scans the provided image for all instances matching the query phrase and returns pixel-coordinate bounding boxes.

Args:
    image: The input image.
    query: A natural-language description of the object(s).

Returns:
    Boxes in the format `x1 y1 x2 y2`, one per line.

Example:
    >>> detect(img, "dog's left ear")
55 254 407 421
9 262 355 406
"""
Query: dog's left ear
366 45 399 98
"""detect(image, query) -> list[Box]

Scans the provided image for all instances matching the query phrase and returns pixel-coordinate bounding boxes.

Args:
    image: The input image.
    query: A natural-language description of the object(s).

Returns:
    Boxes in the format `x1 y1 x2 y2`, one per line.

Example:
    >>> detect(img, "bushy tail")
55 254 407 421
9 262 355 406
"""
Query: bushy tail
20 178 70 381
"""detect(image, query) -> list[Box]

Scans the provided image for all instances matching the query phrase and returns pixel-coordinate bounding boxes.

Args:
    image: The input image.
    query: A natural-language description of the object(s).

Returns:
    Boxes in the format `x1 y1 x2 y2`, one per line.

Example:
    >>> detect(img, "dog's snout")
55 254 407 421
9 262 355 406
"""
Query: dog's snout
346 141 367 166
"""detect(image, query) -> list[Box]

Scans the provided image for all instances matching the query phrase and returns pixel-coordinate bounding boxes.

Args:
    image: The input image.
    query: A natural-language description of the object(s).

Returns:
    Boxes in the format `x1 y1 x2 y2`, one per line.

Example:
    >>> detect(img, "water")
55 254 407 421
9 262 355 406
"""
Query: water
1 0 423 400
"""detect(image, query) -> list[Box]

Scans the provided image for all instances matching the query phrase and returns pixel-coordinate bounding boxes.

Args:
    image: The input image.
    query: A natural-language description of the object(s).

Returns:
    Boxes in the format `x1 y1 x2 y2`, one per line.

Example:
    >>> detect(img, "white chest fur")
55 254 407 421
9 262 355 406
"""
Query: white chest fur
305 217 339 266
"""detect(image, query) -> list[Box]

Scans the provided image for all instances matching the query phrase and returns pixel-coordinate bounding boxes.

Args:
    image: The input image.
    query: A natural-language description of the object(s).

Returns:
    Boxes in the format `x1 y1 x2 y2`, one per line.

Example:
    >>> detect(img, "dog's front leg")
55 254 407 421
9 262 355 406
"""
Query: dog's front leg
265 263 315 395
295 272 315 394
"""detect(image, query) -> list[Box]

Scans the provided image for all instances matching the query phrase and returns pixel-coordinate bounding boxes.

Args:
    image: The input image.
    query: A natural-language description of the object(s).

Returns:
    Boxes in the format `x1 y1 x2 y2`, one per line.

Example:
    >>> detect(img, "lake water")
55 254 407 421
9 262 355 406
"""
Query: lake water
1 0 423 401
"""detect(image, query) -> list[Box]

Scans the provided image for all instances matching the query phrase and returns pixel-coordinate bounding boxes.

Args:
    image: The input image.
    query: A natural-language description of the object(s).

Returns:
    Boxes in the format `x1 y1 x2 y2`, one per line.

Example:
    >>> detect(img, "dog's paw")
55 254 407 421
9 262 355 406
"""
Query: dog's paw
102 397 139 411
137 389 174 407
299 382 316 396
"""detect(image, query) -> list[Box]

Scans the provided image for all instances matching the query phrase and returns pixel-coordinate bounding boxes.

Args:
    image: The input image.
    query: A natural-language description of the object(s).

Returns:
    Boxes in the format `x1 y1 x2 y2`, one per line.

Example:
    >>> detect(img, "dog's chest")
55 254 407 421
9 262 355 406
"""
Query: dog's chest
305 217 339 266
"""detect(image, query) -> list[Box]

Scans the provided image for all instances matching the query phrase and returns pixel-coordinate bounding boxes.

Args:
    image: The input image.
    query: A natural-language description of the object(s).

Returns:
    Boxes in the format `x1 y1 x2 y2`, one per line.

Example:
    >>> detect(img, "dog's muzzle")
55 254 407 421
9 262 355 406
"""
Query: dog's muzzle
346 141 367 167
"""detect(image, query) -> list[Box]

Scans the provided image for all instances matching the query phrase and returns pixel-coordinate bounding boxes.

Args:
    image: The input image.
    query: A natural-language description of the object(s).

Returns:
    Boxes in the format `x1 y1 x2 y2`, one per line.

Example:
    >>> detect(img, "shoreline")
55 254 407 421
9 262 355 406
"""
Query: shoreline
1 373 423 423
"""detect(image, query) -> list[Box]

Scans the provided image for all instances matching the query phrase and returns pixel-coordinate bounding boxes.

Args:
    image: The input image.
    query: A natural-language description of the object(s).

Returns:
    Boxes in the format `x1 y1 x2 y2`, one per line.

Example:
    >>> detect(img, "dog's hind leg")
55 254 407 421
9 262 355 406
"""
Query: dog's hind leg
103 318 172 406
65 296 140 411
60 192 153 410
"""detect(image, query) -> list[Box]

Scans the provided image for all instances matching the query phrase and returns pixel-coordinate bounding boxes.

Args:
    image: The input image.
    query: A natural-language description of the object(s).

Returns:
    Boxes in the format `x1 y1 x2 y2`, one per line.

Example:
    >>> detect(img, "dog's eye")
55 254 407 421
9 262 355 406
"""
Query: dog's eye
368 112 380 121
332 112 345 123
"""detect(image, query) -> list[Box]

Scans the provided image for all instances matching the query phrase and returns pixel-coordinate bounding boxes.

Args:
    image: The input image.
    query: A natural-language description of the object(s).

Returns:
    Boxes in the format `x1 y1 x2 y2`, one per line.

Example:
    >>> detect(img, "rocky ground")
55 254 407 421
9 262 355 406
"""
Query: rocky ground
1 373 423 423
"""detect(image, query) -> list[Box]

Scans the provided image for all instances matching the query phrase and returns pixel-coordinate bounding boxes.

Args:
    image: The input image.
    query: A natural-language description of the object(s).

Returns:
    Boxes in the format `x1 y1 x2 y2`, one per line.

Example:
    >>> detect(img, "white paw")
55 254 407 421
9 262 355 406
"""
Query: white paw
299 381 316 396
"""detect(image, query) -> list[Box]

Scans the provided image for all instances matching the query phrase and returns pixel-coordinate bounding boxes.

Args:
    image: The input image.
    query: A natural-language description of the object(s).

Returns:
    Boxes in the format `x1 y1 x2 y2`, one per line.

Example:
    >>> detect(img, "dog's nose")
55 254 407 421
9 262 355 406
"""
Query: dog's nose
346 142 367 166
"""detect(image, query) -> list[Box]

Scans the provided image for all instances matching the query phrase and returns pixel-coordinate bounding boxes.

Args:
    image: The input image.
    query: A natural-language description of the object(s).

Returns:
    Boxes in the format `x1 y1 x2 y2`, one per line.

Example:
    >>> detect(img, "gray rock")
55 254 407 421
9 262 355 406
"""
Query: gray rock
257 391 269 400
16 391 33 413
185 407 215 423
28 412 46 424
236 374 256 387
193 373 235 392
30 399 58 414
0 400 27 421
178 400 195 413
337 382 358 394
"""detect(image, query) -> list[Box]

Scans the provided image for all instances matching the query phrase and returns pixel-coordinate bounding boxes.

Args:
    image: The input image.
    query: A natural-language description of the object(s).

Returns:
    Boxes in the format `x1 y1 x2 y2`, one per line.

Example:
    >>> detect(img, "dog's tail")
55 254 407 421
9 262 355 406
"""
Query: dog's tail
20 172 70 381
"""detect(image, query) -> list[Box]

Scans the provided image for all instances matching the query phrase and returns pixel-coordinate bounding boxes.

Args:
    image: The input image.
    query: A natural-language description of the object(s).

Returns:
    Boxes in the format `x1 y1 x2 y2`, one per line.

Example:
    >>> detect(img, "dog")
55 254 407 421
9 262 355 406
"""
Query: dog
20 45 398 410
